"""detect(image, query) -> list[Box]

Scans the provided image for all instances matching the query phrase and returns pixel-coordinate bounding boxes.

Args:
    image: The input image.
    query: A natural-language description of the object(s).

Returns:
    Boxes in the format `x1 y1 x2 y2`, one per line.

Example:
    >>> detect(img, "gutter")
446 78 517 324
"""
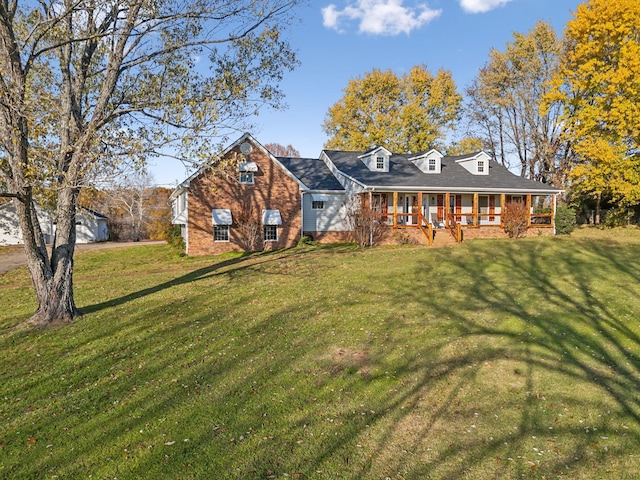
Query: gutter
366 185 563 195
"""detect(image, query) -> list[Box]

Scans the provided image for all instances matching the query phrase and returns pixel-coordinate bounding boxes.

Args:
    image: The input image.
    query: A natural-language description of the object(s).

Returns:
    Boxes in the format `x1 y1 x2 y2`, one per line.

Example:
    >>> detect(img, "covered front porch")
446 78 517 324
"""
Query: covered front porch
365 191 557 245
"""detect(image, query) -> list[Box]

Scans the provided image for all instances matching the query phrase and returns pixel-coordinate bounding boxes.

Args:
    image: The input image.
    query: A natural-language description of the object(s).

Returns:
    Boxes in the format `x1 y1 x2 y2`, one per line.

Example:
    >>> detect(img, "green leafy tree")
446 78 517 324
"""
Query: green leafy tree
546 0 640 213
0 0 301 326
323 65 462 152
467 21 570 184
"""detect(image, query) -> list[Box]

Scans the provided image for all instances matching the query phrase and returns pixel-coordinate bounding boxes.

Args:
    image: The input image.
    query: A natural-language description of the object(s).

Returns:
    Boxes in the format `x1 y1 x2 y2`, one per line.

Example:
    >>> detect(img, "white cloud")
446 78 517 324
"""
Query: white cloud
321 0 442 36
459 0 512 14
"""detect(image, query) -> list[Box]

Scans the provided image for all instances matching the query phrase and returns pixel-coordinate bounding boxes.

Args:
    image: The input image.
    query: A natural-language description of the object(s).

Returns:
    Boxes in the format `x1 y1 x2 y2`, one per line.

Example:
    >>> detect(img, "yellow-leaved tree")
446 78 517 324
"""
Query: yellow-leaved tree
546 0 640 215
322 65 462 153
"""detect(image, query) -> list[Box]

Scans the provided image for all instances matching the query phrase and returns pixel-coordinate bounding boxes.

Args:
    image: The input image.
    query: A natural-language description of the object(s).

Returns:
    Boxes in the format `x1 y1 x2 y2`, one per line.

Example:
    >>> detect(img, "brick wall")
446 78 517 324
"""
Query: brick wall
186 142 302 256
303 230 352 243
462 226 554 240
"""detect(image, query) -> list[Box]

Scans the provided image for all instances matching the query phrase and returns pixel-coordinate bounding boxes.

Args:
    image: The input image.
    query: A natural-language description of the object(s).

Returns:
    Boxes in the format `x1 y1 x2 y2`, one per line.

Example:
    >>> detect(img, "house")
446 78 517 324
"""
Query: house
169 133 350 256
170 133 562 255
76 208 109 244
0 201 109 245
321 146 563 244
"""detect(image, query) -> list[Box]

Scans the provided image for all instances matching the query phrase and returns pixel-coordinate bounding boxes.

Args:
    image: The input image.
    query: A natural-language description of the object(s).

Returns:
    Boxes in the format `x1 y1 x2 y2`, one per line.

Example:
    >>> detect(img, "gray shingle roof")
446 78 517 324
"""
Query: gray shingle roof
277 157 345 192
323 150 561 194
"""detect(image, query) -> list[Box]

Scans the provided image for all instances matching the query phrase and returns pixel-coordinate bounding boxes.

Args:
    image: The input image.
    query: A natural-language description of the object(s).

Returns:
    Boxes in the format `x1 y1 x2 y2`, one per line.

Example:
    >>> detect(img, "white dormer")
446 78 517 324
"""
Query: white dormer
409 149 443 174
456 151 491 175
358 146 392 172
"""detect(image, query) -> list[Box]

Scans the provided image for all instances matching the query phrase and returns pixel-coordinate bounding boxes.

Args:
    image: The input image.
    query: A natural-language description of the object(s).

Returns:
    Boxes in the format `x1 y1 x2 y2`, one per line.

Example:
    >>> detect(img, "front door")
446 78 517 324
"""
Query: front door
437 195 444 223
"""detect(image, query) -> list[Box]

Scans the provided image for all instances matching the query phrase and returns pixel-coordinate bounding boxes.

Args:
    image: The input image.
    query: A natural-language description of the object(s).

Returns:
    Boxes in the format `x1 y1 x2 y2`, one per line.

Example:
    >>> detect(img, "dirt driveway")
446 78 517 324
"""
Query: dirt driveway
0 241 165 275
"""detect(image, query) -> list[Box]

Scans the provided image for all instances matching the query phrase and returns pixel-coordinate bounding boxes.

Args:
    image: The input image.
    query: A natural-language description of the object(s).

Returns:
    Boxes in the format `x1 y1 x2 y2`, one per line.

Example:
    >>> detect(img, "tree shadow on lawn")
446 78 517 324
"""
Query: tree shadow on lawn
76 238 640 478
5 239 640 479
380 238 640 478
79 243 356 316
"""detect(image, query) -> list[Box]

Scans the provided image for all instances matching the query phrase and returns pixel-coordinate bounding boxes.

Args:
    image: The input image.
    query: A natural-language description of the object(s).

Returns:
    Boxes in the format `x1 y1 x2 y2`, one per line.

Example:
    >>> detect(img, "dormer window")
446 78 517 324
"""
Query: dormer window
456 151 490 175
358 146 391 172
409 149 443 174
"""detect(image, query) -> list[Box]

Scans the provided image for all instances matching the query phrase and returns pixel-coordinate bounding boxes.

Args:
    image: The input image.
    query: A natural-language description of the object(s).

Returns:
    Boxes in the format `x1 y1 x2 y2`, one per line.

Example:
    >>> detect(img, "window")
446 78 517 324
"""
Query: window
312 200 325 210
477 160 485 173
264 225 278 242
376 156 384 169
428 158 437 171
214 225 229 242
239 172 254 184
262 209 282 241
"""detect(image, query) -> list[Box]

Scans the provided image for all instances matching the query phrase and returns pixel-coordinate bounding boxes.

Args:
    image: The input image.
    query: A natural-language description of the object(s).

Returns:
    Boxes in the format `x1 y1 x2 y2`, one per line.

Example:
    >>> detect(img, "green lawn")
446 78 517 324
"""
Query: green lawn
1 228 639 479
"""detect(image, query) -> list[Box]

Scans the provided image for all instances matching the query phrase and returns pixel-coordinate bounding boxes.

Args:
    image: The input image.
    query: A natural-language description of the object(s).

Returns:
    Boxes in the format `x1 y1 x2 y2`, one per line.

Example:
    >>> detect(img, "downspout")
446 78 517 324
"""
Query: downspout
369 190 373 247
184 192 189 255
552 194 557 235
300 191 305 239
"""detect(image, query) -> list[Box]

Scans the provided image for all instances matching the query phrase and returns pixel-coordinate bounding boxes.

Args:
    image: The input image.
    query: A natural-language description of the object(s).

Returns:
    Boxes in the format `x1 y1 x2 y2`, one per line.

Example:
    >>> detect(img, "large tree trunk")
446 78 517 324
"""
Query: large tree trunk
16 188 81 327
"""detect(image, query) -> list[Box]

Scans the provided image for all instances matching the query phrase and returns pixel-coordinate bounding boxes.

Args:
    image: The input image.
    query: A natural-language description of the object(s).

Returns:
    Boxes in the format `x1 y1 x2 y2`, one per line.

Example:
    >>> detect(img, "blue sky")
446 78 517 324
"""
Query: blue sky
152 0 584 186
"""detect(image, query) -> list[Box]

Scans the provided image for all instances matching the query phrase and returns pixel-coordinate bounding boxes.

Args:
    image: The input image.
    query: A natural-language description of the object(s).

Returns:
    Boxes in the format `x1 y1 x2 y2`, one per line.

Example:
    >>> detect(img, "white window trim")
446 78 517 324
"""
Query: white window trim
311 200 325 210
264 225 278 242
214 224 230 242
239 172 254 184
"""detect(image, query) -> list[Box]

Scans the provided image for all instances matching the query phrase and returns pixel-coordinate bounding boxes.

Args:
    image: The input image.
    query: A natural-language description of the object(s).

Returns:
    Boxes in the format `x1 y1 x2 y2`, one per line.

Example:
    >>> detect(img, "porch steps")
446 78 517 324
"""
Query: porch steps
431 228 458 247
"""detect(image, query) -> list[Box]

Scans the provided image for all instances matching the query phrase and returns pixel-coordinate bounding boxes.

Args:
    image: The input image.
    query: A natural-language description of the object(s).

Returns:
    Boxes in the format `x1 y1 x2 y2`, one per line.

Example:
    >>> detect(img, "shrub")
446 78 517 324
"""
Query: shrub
297 235 314 246
235 205 262 252
344 197 383 248
603 207 631 228
555 205 576 234
165 224 185 254
502 202 528 238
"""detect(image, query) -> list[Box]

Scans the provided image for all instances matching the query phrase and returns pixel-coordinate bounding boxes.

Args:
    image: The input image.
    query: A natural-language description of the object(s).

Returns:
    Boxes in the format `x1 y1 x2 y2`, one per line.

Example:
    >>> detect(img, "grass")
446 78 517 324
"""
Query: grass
1 228 640 479
0 245 21 256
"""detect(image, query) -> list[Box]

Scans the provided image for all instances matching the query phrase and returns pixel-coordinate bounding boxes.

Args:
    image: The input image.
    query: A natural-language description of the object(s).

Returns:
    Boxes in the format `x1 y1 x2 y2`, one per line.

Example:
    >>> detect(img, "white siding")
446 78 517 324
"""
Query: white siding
75 211 108 243
303 193 349 232
171 191 188 225
320 152 366 197
0 203 106 244
0 202 54 245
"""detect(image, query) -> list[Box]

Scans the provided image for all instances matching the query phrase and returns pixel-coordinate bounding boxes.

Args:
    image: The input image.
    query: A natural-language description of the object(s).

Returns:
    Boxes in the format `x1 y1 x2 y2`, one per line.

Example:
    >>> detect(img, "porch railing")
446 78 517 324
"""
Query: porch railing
446 212 553 228
446 213 462 243
417 212 433 246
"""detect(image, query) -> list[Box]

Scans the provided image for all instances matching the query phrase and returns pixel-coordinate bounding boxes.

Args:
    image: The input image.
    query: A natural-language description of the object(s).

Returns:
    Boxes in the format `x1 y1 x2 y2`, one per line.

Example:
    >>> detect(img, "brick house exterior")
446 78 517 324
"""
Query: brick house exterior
171 133 563 255
171 134 305 256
